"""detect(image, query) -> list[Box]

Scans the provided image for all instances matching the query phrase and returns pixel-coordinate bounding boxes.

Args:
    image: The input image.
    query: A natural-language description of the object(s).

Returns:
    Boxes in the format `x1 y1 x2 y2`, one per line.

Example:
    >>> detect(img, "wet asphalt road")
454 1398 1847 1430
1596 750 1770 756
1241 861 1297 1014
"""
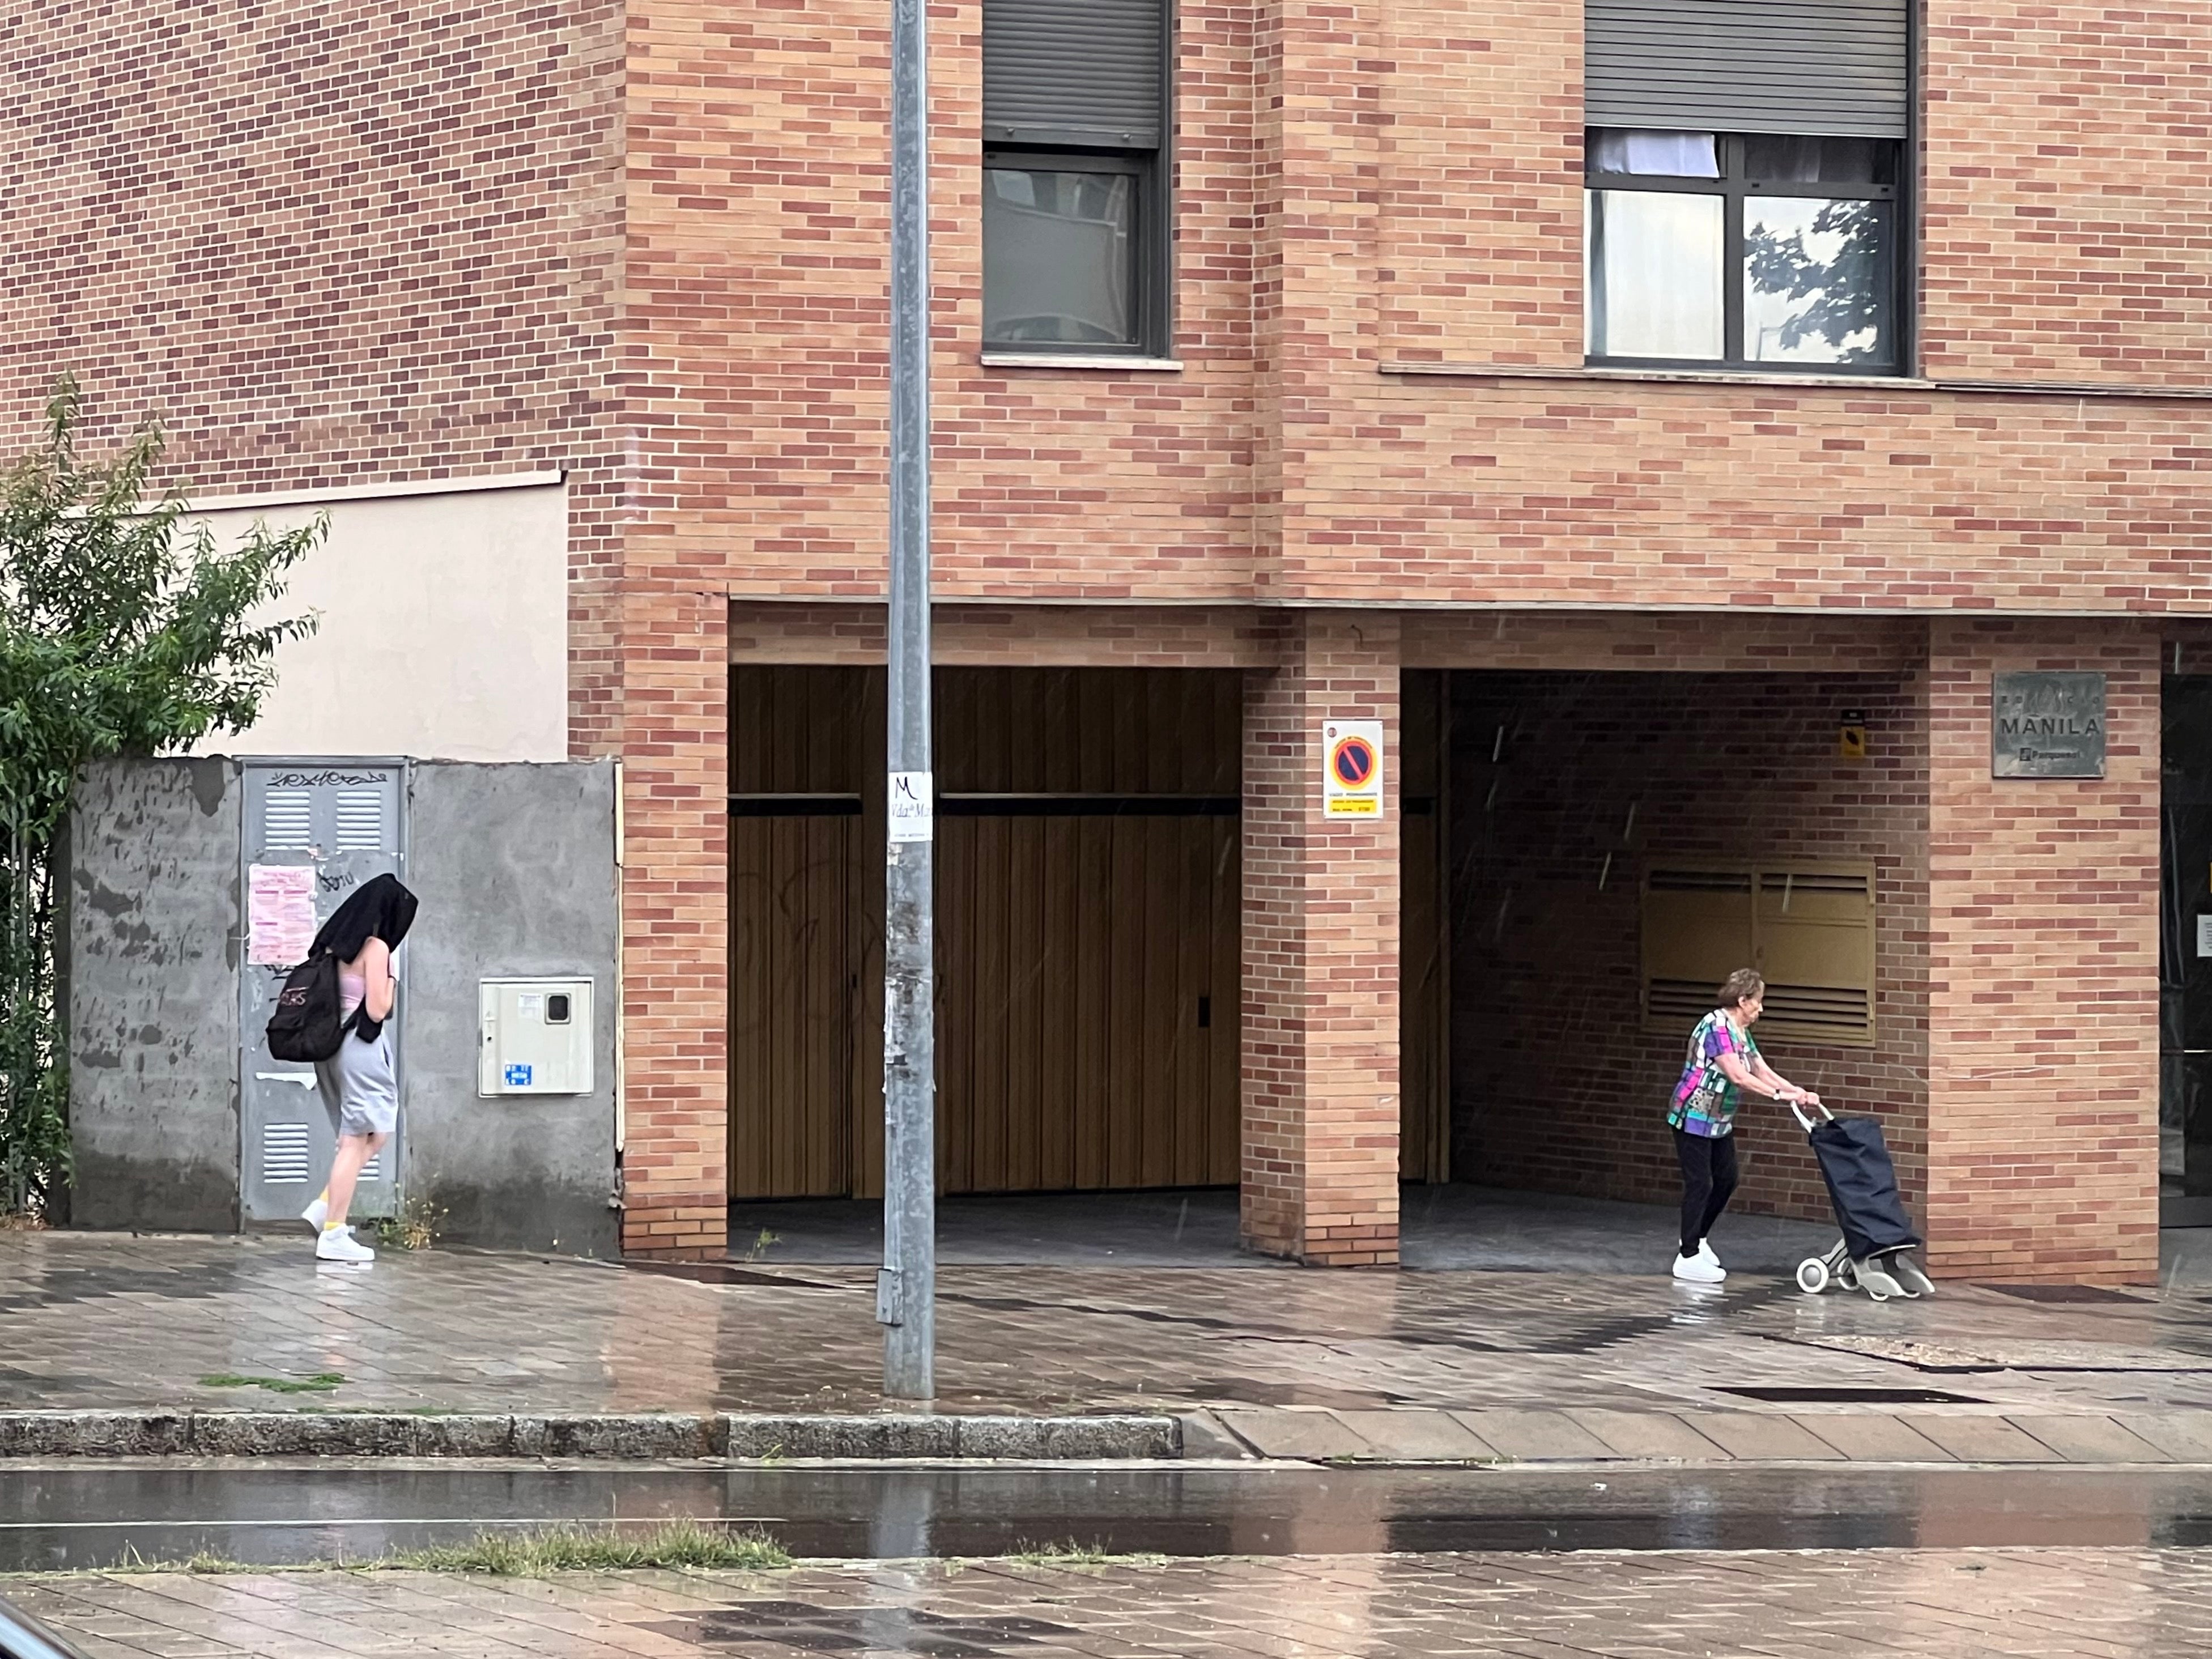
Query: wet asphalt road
6 1460 2212 1569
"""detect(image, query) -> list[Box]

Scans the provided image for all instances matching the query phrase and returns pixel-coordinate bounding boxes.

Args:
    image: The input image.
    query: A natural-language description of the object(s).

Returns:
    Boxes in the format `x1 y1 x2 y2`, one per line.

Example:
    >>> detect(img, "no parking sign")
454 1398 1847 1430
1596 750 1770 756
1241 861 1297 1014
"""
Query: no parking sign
1321 719 1384 817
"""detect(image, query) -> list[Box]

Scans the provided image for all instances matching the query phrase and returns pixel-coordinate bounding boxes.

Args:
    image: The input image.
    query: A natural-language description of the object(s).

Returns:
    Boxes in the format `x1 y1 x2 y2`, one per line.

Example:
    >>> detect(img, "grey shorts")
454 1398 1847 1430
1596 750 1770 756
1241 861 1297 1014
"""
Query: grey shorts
316 1023 399 1138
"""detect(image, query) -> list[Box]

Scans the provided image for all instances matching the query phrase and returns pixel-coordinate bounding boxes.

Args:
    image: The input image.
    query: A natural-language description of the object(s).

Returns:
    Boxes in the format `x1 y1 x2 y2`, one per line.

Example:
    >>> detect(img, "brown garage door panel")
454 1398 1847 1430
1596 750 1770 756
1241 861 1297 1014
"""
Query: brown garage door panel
729 665 1242 1201
728 814 854 1200
937 810 1238 1194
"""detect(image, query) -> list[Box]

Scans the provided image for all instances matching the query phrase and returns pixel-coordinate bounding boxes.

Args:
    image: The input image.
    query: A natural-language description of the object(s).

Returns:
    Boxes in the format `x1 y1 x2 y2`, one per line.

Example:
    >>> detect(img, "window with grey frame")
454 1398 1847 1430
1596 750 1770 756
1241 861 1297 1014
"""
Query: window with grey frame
982 0 1168 355
1585 130 1900 371
1582 0 1910 375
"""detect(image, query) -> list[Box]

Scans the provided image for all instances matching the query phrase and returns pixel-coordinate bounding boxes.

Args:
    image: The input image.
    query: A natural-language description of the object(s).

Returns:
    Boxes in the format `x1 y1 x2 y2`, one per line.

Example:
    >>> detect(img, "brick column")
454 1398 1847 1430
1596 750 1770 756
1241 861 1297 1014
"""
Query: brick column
1241 612 1401 1265
1925 619 2159 1283
616 588 730 1258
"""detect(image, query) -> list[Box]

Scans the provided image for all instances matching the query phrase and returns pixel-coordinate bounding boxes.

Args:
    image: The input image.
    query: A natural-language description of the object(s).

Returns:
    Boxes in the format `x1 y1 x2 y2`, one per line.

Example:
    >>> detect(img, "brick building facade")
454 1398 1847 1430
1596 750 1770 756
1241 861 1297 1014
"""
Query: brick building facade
8 0 2207 1281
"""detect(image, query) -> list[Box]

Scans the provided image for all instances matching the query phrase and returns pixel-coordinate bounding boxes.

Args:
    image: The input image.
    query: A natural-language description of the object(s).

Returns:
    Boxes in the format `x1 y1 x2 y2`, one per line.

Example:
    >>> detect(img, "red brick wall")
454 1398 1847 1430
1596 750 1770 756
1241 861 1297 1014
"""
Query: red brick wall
625 0 1257 605
1447 669 1930 1229
1925 620 2160 1282
1281 380 2212 609
1922 1 2212 386
1380 0 1582 365
0 0 626 489
728 604 1277 667
1242 614 1401 1264
616 590 731 1256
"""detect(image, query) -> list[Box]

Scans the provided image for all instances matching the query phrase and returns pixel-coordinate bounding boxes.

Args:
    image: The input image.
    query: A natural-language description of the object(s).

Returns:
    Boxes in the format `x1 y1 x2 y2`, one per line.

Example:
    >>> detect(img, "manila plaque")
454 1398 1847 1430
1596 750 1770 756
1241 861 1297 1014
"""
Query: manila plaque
1992 671 2106 779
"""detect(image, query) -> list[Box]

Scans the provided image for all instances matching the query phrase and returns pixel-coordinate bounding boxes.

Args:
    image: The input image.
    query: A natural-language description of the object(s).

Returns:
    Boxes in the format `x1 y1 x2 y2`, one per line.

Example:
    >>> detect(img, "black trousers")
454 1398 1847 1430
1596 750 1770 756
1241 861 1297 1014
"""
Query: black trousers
1673 1127 1741 1256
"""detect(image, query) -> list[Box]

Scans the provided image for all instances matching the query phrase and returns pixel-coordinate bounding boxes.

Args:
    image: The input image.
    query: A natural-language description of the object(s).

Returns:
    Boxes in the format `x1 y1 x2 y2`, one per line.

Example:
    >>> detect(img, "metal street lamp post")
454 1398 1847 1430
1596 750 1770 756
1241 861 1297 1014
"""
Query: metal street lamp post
877 0 937 1402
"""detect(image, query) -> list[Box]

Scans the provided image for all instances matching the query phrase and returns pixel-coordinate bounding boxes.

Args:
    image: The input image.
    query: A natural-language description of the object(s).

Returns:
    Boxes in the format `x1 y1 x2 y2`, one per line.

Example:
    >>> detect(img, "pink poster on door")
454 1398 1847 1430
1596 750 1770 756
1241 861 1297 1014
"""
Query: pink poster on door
247 865 317 965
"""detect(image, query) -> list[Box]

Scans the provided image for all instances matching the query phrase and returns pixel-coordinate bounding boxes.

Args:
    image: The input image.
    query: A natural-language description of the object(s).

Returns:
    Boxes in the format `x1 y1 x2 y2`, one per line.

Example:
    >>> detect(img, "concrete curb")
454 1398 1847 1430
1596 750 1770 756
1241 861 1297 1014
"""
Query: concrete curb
0 1410 1181 1461
15 1403 2205 1467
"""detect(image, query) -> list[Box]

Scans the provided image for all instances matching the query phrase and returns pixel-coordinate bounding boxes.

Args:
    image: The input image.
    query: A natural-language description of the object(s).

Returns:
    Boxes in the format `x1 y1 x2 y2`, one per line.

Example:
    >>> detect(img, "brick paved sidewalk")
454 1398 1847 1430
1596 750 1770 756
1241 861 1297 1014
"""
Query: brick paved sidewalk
6 1231 2212 1464
15 1549 2212 1659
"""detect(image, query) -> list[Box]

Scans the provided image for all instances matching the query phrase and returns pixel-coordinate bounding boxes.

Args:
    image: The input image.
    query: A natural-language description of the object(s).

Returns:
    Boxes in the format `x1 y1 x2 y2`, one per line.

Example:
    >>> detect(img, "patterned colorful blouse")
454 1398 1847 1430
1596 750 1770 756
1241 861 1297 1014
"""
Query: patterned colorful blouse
1667 1009 1760 1138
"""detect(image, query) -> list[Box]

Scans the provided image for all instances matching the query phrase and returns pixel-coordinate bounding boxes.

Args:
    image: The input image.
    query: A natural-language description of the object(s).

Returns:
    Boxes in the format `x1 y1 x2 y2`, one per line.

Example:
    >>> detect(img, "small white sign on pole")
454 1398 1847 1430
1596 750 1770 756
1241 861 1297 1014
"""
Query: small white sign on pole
1321 720 1385 818
2197 913 2212 960
888 771 935 843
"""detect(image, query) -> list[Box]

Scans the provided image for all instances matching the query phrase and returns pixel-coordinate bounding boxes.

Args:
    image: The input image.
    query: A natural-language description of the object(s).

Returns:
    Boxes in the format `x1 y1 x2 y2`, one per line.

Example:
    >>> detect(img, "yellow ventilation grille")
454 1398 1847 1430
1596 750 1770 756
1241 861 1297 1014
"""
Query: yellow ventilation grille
1643 862 1875 1047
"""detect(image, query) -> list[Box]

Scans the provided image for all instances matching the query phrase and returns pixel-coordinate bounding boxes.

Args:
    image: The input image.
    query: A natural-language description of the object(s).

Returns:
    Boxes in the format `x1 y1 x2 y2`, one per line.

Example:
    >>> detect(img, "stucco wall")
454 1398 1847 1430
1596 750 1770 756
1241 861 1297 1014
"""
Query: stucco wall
184 482 571 764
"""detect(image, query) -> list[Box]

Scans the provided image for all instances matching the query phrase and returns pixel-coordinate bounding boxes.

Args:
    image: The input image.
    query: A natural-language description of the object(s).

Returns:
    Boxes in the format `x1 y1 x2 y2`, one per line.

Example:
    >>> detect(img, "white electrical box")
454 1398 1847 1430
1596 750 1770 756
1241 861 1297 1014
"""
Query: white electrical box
478 978 594 1096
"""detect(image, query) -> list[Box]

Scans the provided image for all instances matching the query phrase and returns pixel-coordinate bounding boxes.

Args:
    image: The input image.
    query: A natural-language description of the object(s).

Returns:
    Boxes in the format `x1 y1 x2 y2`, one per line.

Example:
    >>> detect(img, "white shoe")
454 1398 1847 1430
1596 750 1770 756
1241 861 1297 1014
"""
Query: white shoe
1672 1251 1726 1284
1695 1239 1723 1271
301 1193 329 1232
314 1226 375 1264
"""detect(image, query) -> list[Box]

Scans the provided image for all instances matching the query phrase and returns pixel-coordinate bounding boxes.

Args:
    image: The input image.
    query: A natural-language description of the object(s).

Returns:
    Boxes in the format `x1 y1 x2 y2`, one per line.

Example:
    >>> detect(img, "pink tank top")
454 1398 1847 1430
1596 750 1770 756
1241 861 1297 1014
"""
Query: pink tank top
339 967 367 1020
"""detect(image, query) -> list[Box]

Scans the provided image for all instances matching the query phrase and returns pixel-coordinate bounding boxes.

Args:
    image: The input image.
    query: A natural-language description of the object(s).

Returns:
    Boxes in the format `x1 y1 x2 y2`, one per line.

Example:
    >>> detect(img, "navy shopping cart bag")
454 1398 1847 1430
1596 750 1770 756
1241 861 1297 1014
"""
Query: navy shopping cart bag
1809 1114 1920 1262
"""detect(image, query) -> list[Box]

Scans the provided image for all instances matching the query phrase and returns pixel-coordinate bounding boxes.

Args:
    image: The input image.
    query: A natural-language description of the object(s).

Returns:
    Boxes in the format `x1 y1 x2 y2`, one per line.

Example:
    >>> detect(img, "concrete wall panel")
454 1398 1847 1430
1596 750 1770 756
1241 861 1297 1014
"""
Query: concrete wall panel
67 760 243 1232
402 761 620 1256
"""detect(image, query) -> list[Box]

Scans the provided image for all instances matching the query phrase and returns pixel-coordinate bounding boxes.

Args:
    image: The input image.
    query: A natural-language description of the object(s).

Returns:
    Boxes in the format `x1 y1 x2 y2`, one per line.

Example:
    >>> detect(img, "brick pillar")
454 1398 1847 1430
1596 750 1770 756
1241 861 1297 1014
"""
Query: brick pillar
1241 612 1401 1265
616 588 730 1259
1925 619 2159 1283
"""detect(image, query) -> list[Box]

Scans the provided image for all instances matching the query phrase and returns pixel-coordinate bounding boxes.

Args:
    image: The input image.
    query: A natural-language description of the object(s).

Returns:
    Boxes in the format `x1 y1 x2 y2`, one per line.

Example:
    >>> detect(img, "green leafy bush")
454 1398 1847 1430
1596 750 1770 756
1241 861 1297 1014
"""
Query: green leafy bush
0 377 321 1214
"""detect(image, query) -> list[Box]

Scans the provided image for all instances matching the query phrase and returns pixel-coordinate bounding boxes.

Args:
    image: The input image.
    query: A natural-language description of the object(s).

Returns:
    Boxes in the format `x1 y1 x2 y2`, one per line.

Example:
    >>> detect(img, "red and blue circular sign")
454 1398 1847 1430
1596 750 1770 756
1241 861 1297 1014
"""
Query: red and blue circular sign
1330 734 1377 789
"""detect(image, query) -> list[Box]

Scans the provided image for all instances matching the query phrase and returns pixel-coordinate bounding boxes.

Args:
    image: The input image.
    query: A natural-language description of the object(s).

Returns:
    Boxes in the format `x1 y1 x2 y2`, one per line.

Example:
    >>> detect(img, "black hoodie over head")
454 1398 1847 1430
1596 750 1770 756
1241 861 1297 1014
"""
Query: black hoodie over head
309 873 419 964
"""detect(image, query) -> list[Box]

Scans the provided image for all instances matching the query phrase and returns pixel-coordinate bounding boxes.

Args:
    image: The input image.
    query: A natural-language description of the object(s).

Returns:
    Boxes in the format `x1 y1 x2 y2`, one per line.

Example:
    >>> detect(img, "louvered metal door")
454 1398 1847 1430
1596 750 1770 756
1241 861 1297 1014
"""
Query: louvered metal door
239 762 409 1222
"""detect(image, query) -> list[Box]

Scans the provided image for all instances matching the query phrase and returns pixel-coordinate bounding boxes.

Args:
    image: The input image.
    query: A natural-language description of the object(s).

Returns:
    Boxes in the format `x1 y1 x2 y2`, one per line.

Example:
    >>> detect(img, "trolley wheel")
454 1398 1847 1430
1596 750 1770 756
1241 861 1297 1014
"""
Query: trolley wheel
1796 1258 1830 1294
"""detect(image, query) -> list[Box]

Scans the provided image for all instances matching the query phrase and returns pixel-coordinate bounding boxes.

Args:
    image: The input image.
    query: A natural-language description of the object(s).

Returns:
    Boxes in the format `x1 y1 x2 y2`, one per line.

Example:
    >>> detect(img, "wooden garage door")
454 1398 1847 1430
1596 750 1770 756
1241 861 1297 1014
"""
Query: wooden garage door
935 668 1242 1192
728 666 878 1202
729 665 1243 1198
729 813 854 1198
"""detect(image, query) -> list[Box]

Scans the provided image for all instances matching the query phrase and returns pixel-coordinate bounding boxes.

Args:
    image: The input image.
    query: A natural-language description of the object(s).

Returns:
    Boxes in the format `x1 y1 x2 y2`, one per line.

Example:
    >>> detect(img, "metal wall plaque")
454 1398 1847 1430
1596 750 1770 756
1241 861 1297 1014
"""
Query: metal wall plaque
1992 671 2107 779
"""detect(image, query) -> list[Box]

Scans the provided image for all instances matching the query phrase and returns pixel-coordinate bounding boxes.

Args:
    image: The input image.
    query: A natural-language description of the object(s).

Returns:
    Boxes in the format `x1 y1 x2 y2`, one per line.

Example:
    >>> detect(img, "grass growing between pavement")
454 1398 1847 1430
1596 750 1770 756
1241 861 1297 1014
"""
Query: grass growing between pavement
385 1520 792 1575
95 1522 792 1577
197 1373 346 1394
372 1197 445 1252
114 1548 253 1575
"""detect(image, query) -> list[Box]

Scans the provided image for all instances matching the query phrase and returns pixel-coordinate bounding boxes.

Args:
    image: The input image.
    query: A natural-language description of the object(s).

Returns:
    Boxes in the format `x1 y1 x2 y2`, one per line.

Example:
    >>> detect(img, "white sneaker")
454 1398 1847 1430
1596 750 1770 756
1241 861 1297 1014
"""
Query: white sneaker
1672 1251 1726 1284
314 1226 375 1264
1695 1239 1723 1271
301 1193 329 1232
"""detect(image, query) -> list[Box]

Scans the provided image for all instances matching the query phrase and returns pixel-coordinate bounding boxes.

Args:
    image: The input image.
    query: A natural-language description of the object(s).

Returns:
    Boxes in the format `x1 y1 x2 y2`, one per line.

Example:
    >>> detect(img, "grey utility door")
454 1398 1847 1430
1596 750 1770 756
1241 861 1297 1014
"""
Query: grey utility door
239 762 408 1222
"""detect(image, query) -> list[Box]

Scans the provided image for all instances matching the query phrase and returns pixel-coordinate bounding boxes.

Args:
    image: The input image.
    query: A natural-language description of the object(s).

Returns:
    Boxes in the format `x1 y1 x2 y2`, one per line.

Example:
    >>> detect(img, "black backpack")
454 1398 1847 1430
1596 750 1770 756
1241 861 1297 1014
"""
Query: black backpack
265 952 348 1062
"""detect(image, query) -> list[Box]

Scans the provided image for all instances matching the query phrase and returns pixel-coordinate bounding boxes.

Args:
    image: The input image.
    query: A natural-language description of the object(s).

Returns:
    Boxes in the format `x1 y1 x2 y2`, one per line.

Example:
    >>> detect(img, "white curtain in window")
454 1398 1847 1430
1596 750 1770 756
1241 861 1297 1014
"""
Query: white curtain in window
1588 129 1720 178
1586 189 1724 359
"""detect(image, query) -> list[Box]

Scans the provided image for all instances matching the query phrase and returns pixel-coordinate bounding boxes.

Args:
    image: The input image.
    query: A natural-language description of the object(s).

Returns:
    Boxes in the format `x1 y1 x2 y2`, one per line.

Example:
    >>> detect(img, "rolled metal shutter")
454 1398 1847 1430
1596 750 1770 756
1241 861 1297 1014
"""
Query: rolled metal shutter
1585 0 1909 141
984 0 1164 148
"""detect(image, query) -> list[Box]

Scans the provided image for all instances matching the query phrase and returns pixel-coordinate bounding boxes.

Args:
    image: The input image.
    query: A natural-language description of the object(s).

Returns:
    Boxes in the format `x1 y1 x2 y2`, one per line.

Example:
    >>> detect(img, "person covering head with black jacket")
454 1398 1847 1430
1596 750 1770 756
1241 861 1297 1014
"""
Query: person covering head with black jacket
301 873 419 1263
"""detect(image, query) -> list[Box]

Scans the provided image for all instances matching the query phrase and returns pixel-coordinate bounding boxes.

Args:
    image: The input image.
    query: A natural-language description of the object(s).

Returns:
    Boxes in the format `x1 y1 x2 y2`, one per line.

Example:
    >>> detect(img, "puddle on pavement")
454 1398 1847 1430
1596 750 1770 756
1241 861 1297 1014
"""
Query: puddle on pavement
1712 1385 1988 1405
1983 1284 2155 1306
5 1463 2212 1571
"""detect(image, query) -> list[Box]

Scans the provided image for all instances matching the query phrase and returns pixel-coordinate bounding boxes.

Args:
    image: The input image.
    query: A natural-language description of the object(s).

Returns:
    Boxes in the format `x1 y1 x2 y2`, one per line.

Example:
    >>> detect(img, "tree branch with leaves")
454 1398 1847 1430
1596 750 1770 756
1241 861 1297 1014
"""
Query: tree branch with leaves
0 376 322 1214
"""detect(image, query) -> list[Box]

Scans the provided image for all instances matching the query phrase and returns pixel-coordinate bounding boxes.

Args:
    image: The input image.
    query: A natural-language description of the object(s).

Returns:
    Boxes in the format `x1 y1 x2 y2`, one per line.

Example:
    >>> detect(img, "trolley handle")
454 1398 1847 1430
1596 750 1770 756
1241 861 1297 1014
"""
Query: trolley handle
1787 1095 1834 1133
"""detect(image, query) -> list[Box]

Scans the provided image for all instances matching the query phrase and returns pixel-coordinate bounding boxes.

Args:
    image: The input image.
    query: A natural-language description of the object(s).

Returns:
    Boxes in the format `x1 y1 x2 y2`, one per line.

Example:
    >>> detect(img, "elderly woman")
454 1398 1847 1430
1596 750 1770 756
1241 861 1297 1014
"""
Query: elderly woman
1666 968 1819 1283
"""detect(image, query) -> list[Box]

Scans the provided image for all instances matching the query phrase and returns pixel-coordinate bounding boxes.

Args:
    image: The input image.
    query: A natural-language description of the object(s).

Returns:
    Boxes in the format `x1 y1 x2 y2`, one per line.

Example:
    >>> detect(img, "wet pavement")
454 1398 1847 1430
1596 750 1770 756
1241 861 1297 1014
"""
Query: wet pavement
18 1460 2212 1569
2 1230 2210 1431
14 1545 2212 1659
726 1185 1841 1273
